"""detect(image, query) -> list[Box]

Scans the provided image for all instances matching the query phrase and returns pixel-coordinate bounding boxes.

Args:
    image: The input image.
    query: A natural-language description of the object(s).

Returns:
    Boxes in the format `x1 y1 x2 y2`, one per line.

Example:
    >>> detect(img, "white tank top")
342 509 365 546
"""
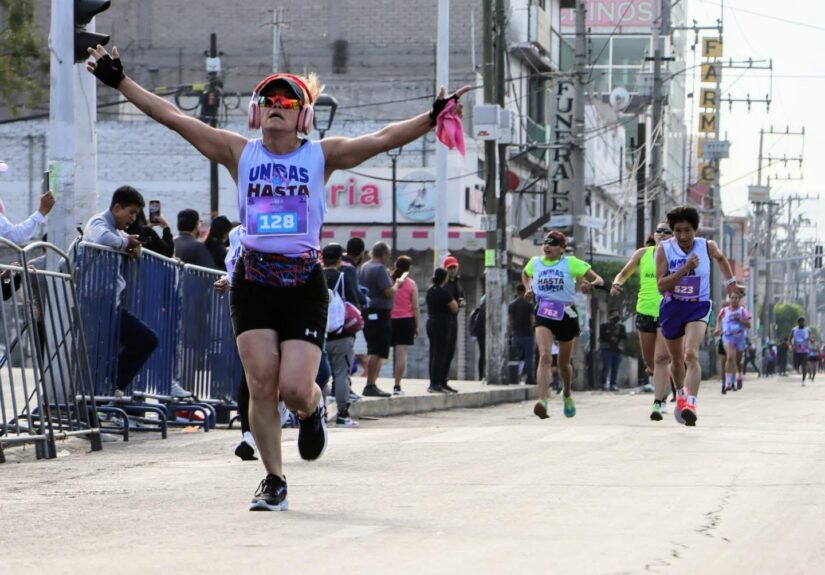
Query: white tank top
662 237 711 302
236 139 326 257
531 256 577 304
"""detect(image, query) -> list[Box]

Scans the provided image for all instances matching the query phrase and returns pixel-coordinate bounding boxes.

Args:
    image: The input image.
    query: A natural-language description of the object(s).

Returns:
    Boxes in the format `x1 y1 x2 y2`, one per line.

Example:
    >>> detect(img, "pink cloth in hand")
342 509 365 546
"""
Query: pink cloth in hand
436 99 465 157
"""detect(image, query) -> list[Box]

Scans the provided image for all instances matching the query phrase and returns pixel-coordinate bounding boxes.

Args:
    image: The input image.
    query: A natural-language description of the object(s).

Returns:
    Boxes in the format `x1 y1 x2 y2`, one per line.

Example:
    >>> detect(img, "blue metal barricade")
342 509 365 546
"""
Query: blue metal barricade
123 249 181 396
0 239 101 463
178 264 242 408
72 241 123 396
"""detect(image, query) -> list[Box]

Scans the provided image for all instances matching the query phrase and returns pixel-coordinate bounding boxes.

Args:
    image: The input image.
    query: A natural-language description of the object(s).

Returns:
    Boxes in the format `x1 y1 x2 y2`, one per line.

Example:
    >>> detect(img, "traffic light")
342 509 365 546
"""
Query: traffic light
74 0 111 63
815 245 823 269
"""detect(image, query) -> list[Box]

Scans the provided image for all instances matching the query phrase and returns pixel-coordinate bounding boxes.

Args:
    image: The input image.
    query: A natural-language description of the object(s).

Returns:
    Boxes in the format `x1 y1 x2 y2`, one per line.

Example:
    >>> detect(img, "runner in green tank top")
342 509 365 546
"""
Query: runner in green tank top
611 223 673 422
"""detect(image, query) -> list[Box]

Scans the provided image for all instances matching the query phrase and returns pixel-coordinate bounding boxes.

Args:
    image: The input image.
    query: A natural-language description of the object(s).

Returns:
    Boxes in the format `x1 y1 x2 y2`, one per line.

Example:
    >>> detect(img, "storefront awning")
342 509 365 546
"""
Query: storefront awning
321 225 487 252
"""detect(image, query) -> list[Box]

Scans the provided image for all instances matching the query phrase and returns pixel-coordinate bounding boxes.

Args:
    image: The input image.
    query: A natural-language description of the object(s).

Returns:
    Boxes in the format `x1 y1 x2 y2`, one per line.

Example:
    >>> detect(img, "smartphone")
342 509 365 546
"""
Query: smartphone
149 200 161 223
42 171 50 194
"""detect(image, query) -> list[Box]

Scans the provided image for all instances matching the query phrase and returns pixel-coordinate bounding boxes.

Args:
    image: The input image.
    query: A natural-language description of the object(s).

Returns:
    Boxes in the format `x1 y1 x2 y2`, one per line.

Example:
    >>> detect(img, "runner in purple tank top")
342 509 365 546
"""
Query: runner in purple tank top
655 206 744 427
86 43 470 512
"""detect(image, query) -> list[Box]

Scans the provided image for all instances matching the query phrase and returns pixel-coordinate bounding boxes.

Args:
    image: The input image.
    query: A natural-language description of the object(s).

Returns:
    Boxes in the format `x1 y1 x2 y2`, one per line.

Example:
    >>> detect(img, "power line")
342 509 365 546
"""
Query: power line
697 0 825 33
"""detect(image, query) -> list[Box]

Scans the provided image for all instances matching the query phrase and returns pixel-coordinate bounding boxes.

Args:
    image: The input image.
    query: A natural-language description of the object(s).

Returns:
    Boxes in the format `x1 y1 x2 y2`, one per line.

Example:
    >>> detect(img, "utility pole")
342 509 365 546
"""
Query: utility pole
483 0 506 385
572 0 586 259
753 126 805 341
203 33 222 218
649 0 663 226
272 8 284 71
434 0 449 269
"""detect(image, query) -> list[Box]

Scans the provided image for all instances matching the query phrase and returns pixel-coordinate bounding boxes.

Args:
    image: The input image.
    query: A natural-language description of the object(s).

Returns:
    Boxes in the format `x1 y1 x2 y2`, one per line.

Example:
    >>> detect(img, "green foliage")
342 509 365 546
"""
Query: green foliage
774 302 805 342
0 0 48 115
590 260 639 322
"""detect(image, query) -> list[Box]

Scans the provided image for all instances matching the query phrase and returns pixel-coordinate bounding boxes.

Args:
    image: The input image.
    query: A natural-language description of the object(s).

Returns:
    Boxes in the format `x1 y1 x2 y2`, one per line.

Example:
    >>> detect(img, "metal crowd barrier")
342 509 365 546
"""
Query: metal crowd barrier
71 241 241 431
0 239 101 463
179 263 243 418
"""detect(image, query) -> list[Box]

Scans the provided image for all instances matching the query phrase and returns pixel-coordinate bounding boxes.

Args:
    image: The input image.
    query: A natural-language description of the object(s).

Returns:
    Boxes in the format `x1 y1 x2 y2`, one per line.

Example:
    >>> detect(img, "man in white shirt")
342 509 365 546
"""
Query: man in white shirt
0 160 55 245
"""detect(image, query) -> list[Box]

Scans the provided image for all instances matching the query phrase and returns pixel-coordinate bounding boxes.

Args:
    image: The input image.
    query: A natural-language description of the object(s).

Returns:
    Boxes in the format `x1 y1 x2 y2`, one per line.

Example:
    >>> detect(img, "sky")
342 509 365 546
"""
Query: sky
686 0 825 244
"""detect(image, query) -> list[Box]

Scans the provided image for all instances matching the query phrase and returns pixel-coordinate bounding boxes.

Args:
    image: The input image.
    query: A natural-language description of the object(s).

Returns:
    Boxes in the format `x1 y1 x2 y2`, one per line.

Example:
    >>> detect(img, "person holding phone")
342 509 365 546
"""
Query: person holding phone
125 204 174 258
0 168 55 245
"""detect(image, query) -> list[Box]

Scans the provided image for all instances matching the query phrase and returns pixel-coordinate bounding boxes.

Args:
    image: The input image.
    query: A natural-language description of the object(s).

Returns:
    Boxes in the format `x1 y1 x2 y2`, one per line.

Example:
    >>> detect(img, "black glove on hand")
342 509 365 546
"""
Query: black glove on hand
429 92 458 126
93 54 125 89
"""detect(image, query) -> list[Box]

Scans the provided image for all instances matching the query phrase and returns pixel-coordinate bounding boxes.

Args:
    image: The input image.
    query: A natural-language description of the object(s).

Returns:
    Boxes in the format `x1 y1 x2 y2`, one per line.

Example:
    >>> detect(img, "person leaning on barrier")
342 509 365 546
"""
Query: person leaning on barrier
0 161 55 245
125 208 174 258
82 185 161 398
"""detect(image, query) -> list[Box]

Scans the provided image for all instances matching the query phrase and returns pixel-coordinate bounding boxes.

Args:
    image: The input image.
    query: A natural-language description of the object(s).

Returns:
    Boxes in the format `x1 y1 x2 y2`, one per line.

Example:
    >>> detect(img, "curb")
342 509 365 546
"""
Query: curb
349 385 539 418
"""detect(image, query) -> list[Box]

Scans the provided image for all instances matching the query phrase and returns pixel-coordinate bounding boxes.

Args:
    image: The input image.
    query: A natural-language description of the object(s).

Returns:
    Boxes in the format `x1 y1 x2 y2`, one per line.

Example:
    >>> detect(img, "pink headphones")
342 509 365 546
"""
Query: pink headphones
247 73 315 134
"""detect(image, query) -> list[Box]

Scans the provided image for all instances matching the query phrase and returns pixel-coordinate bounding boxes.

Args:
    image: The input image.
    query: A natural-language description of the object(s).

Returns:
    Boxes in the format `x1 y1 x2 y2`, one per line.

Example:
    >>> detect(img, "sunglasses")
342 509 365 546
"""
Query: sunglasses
258 94 302 110
543 239 561 246
655 227 673 235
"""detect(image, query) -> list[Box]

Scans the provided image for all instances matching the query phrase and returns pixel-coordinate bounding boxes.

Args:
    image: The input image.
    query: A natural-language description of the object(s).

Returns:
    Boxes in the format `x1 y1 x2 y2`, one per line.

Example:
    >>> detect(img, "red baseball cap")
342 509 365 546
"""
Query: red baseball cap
443 255 459 268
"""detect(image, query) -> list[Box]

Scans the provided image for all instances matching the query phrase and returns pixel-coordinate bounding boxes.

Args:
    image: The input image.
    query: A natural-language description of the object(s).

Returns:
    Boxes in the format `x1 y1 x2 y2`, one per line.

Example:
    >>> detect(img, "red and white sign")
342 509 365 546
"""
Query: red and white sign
560 0 655 32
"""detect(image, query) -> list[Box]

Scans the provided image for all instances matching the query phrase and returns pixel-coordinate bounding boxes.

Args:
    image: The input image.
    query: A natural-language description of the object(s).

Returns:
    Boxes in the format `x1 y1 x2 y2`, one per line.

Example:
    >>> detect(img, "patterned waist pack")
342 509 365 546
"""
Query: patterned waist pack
242 249 320 288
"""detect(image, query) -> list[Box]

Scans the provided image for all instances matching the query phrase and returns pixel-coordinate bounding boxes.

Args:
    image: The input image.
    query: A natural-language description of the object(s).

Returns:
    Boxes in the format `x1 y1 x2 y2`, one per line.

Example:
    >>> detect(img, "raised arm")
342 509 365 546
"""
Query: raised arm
708 240 745 296
610 247 645 295
321 86 471 177
86 46 247 181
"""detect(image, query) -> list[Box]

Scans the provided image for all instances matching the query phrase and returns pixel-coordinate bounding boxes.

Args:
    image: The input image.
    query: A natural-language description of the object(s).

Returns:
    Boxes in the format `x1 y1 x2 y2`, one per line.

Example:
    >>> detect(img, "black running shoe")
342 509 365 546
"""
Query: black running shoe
443 384 459 393
234 438 257 461
250 474 288 511
297 403 328 461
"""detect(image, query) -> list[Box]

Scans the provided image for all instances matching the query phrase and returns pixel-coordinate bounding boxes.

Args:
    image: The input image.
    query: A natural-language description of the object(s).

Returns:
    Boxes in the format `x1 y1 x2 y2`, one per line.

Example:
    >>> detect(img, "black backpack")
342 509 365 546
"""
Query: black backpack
469 301 486 337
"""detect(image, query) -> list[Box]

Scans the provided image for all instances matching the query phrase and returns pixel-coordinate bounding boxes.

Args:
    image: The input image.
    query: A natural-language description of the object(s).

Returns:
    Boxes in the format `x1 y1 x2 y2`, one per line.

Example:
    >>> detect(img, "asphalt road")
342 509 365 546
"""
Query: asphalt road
1 373 823 575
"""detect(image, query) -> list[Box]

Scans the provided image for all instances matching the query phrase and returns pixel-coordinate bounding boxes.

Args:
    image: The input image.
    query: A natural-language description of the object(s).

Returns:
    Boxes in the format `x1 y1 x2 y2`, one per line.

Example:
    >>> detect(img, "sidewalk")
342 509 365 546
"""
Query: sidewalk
346 377 539 418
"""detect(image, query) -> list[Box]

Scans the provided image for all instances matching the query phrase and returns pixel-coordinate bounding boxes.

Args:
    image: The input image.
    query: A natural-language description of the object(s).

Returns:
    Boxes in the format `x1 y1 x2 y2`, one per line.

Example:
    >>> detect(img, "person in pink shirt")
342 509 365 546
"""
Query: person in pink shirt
390 256 419 395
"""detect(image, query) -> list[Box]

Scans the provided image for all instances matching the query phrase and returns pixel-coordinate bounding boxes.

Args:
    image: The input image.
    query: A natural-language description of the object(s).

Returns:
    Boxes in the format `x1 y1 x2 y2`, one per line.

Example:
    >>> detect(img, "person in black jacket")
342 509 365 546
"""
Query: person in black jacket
204 215 233 271
426 267 459 393
125 208 174 258
441 255 464 391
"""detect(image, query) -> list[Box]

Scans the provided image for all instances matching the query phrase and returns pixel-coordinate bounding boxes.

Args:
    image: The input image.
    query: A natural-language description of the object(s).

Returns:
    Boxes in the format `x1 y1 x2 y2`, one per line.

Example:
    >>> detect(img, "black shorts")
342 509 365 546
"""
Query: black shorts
364 308 392 359
794 352 808 367
534 305 580 342
717 338 726 356
635 313 659 334
229 261 328 350
391 317 416 346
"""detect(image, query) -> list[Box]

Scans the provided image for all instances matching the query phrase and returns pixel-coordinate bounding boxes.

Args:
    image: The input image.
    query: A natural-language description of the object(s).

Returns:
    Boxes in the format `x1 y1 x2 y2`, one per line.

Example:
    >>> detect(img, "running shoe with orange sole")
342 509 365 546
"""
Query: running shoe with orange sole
674 393 687 425
681 403 697 426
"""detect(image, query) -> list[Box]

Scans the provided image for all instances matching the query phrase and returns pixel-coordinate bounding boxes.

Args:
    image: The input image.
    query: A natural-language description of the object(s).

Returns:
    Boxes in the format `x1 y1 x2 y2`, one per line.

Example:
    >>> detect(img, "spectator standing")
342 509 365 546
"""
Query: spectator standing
359 241 400 397
174 208 213 267
204 215 233 271
125 208 174 258
442 255 464 392
426 267 459 393
508 284 536 385
777 340 789 376
599 309 626 390
469 296 486 380
0 176 55 245
744 338 761 377
82 186 166 397
344 237 369 379
322 243 361 427
390 256 419 395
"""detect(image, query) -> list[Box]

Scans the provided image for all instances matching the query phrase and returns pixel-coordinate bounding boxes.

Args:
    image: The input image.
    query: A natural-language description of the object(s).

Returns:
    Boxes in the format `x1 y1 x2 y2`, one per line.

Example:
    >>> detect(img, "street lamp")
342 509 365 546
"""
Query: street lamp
386 146 403 260
313 94 338 139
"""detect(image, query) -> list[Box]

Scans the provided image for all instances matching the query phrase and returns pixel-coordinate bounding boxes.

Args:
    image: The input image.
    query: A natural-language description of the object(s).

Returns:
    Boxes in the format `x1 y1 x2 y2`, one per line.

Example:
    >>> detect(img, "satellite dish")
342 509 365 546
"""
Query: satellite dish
609 87 630 111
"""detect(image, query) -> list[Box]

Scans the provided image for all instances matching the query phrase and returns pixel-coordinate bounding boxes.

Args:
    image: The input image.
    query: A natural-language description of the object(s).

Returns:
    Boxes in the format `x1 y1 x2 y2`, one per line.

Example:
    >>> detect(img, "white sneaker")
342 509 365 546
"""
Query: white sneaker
660 401 668 414
336 416 360 428
170 383 193 398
